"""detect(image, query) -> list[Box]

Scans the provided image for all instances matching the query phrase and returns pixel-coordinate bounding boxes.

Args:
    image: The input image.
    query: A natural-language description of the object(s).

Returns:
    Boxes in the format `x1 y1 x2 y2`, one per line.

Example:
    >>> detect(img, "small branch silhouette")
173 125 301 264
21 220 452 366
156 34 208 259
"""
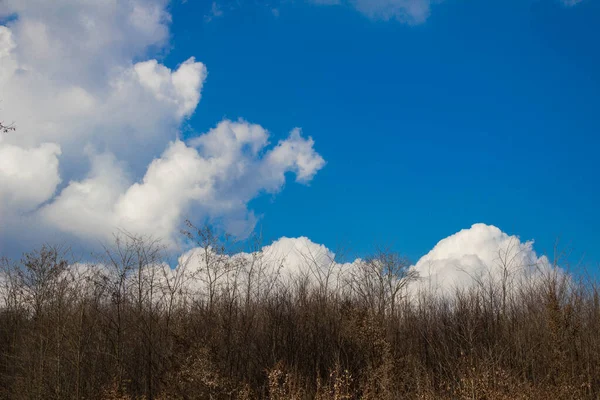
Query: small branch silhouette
0 121 16 134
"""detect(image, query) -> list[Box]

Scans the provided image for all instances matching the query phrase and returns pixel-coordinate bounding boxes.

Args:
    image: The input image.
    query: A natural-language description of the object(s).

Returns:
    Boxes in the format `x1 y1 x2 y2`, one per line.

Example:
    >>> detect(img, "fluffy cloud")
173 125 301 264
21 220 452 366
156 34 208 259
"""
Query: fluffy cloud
0 139 61 212
177 234 347 300
409 223 552 295
0 0 325 252
0 0 170 83
41 121 324 246
259 236 341 284
303 223 552 295
176 223 553 298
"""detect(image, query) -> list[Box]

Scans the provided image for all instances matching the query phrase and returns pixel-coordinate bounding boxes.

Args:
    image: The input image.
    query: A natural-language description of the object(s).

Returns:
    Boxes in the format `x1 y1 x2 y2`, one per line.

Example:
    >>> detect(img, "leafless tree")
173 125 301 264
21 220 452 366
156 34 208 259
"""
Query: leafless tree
0 232 599 399
351 248 418 317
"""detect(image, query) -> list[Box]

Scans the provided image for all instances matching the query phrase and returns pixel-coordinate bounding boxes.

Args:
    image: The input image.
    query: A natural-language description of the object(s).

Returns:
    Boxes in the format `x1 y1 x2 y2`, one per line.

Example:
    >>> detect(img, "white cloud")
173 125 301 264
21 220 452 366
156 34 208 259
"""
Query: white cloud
265 128 326 183
0 224 561 316
206 0 433 25
0 224 557 310
172 223 554 306
132 58 207 120
0 0 325 252
0 138 61 212
0 0 197 161
409 223 552 295
177 234 347 300
289 0 584 26
260 236 340 283
304 0 434 24
40 151 130 241
349 0 433 24
313 0 585 24
561 0 584 6
0 0 170 84
205 2 224 22
40 120 324 247
291 223 551 296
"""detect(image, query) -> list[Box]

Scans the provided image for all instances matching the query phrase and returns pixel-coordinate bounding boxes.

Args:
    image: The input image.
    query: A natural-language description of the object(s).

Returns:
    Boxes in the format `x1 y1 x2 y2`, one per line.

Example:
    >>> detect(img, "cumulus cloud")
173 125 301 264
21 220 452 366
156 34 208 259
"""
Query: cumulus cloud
0 139 61 212
178 234 347 300
0 0 325 252
259 236 342 284
409 223 553 295
1 224 557 312
176 223 553 299
41 121 324 246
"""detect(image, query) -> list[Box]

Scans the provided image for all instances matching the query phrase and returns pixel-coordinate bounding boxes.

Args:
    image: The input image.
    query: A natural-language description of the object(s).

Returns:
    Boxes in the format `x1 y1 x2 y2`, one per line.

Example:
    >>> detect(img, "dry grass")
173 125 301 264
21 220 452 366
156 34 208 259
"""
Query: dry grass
1 237 600 399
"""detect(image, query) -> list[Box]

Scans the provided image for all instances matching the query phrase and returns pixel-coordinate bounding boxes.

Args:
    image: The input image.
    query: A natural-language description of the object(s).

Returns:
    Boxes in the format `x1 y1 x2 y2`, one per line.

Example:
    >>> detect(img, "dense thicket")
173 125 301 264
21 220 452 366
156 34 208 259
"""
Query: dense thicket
0 228 599 399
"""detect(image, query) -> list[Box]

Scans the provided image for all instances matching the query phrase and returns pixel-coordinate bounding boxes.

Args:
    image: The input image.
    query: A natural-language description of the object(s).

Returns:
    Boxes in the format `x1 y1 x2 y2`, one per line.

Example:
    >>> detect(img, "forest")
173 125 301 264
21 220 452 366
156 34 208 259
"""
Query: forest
0 222 598 400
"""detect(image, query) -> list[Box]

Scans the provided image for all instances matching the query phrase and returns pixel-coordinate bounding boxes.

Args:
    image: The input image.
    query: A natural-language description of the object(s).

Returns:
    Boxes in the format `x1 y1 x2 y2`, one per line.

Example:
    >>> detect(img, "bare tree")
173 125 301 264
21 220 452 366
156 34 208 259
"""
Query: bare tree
351 249 417 317
181 220 235 314
2 232 600 399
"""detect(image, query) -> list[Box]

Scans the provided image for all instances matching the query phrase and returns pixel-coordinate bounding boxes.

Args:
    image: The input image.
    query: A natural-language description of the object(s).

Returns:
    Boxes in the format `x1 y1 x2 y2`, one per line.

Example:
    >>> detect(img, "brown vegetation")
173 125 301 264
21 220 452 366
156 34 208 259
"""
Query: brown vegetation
1 228 599 399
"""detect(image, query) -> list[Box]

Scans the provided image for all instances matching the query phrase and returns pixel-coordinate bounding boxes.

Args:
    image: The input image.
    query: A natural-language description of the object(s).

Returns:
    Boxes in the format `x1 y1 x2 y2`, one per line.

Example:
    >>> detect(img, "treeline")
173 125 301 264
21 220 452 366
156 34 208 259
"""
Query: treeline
0 225 599 399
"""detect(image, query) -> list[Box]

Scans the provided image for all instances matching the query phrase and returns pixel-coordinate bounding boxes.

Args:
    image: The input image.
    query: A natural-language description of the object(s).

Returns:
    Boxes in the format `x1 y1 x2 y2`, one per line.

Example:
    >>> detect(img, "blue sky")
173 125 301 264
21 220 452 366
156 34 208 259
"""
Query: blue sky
162 0 600 264
0 0 598 271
